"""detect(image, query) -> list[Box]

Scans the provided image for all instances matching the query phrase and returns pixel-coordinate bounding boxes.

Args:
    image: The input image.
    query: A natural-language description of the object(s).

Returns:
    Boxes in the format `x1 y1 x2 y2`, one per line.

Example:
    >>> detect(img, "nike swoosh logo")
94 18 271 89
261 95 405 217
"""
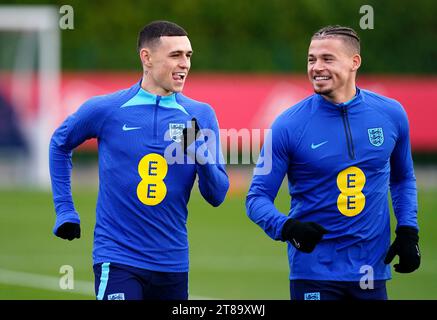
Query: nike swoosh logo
311 141 328 149
292 238 301 249
122 124 142 131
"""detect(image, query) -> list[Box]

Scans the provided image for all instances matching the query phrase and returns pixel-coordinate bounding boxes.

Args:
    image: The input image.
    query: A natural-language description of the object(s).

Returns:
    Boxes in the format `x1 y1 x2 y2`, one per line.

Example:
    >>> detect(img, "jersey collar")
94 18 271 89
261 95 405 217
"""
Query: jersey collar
315 87 363 111
135 80 178 102
121 80 188 115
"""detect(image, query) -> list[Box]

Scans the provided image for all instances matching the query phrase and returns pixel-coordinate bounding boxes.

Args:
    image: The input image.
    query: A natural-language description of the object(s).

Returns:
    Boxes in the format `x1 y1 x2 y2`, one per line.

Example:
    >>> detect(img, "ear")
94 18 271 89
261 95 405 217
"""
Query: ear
351 53 361 72
140 48 152 69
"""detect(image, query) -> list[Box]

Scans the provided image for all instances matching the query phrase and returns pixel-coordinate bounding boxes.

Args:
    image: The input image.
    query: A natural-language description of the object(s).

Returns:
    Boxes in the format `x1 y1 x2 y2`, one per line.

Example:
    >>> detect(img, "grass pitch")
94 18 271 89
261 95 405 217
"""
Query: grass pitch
0 187 435 299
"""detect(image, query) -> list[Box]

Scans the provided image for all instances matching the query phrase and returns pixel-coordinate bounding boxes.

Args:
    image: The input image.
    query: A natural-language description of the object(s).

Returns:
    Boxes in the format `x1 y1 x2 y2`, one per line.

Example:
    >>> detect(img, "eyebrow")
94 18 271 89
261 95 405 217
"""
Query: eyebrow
308 53 336 58
169 50 193 55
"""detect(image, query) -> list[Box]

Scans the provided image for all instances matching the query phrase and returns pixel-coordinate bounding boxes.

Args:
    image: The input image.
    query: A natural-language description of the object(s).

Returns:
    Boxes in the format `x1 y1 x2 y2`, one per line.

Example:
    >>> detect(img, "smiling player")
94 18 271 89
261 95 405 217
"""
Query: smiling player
246 25 420 300
49 20 229 300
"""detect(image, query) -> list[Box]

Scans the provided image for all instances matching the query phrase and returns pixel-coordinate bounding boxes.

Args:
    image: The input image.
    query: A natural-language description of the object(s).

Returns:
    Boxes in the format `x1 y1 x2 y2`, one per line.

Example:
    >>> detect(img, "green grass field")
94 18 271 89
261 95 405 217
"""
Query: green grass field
0 186 436 299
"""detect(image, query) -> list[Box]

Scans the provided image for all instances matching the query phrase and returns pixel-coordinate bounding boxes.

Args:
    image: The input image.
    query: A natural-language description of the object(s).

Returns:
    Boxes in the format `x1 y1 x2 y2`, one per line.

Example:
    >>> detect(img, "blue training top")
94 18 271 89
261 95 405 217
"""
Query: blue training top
246 88 418 281
49 81 229 272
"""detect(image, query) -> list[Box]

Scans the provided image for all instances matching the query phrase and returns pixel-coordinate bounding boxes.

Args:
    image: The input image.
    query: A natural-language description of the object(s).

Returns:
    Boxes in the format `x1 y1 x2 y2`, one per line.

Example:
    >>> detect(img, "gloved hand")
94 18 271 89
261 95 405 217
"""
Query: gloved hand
384 226 420 273
181 118 201 154
55 222 81 241
281 219 328 253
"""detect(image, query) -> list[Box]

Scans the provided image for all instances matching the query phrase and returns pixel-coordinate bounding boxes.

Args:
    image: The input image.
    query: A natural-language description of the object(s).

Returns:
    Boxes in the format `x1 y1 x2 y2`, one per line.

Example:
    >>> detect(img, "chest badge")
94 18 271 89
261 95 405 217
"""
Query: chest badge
169 123 185 143
368 127 384 147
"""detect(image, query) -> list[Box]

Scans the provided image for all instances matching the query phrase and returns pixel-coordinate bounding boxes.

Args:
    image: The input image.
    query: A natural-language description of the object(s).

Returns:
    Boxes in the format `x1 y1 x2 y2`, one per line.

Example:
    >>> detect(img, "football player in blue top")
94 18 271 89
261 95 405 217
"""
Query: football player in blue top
49 20 229 300
246 25 420 300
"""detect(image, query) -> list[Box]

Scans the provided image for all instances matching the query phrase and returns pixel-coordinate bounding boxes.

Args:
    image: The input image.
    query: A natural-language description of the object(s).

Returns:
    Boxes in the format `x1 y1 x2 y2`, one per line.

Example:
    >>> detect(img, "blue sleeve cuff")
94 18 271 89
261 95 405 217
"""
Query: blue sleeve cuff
53 212 80 235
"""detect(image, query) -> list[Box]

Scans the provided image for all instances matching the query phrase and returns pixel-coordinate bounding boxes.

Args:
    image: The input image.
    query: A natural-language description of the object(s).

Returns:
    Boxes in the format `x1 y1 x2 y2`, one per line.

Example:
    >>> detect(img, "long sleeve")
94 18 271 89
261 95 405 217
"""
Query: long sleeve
49 98 108 235
389 106 418 229
195 109 229 207
246 119 291 240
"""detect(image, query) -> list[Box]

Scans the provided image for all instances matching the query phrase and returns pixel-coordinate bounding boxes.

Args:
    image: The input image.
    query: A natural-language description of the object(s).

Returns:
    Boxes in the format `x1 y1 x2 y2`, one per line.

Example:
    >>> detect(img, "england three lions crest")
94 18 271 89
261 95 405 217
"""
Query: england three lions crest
368 127 384 147
169 123 185 143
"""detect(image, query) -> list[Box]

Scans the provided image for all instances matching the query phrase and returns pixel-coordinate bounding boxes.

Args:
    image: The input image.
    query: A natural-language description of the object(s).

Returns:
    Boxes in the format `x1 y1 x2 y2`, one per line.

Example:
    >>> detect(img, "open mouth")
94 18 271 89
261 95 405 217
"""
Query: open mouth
313 75 331 81
172 72 186 81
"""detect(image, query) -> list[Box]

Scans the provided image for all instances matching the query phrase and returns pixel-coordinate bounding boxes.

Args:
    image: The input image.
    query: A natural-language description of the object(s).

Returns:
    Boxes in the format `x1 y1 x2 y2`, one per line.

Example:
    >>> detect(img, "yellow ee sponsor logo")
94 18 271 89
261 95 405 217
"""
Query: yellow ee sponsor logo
336 166 366 217
137 153 168 206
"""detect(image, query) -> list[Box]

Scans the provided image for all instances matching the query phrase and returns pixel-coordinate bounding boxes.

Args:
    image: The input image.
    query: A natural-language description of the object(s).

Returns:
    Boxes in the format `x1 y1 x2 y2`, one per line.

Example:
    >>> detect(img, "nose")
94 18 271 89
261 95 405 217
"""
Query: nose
179 56 190 70
312 59 325 72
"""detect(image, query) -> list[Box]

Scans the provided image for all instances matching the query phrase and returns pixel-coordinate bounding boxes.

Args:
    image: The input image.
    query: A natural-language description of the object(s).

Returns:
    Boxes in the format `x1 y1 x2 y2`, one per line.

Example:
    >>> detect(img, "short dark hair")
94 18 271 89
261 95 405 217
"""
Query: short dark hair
312 25 360 54
137 20 188 52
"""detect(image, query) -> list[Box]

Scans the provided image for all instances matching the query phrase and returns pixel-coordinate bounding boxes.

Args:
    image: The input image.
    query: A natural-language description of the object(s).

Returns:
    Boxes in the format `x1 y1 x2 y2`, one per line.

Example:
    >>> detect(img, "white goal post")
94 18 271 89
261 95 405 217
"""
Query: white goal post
0 5 60 189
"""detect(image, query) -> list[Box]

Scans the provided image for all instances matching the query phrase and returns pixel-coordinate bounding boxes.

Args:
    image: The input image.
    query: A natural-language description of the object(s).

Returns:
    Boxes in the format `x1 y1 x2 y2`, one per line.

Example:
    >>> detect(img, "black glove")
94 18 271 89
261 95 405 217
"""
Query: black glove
56 222 81 241
384 226 420 273
281 219 328 253
181 118 200 154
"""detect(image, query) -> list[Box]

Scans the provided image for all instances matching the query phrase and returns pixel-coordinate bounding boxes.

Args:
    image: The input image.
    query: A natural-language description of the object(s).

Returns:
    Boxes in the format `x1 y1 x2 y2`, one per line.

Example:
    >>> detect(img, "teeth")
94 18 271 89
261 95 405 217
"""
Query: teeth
315 76 330 80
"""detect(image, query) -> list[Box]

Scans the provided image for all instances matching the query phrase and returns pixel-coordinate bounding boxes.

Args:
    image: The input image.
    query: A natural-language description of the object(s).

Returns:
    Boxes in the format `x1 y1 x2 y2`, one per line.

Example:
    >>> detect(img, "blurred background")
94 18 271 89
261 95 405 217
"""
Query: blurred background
0 0 436 299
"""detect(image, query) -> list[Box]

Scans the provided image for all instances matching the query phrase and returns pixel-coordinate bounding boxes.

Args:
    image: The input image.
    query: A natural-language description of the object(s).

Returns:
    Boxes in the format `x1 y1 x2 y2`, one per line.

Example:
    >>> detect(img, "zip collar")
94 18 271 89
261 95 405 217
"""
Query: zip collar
121 80 188 115
136 80 179 103
315 87 363 111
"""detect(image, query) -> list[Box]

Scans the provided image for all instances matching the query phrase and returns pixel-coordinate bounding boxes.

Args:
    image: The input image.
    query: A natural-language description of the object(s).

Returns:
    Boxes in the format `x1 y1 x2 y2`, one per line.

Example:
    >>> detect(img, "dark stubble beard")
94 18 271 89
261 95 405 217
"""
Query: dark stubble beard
314 87 333 97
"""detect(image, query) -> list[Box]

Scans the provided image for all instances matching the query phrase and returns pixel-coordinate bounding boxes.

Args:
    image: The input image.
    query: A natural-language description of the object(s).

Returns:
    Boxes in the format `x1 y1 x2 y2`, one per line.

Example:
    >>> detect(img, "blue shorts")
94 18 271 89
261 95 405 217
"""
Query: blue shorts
290 279 387 300
93 262 188 300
